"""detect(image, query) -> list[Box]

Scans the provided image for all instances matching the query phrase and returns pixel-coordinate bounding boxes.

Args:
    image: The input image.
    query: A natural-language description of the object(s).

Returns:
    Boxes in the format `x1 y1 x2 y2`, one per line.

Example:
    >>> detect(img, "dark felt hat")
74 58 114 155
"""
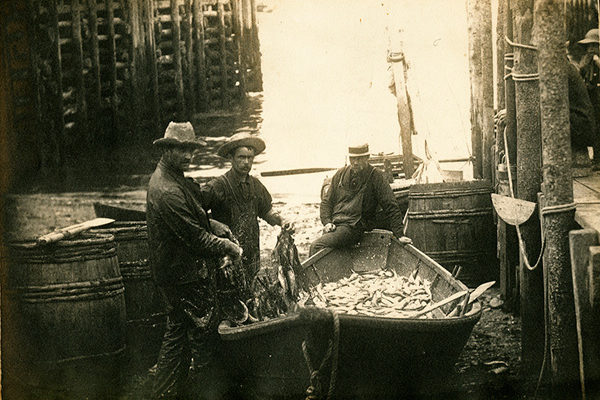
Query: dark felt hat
348 143 370 158
217 132 266 158
153 121 207 148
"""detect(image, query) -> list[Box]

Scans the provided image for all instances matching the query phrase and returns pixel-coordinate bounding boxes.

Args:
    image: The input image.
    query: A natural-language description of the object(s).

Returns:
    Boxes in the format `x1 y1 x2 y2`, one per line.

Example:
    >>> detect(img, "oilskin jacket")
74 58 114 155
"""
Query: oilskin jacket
320 164 404 237
147 159 232 287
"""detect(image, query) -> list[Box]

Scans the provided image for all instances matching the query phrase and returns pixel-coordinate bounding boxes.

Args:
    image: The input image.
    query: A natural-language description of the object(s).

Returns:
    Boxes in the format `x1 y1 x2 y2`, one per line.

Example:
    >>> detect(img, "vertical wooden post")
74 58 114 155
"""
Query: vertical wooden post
569 230 600 398
389 51 414 178
496 0 506 111
249 0 262 90
193 0 207 111
535 0 579 394
127 0 141 139
147 0 160 135
481 0 494 181
87 0 102 132
170 0 185 120
217 0 229 109
230 0 245 96
514 0 544 386
504 0 517 165
71 0 87 143
467 0 483 179
183 0 196 114
105 0 118 126
49 0 65 163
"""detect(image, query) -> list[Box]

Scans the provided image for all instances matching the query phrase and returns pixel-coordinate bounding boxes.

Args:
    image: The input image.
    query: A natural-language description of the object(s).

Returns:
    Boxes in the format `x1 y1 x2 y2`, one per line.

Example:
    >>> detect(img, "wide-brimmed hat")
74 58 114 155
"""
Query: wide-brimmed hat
348 143 370 158
578 28 599 45
153 121 207 148
217 132 266 158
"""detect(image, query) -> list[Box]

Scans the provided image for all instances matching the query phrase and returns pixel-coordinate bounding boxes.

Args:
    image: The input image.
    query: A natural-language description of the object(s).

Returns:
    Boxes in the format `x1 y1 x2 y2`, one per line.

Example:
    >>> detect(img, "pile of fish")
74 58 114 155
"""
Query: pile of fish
301 269 435 319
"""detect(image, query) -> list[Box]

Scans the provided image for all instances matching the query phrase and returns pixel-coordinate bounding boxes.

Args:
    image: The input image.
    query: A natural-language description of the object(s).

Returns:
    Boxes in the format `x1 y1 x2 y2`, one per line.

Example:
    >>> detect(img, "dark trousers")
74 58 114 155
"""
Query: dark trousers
309 224 363 256
152 285 228 399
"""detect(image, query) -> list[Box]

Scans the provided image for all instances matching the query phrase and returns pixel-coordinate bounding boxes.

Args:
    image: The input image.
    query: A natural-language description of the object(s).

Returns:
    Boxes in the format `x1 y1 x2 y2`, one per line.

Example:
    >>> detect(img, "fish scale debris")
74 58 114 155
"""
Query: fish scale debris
302 269 435 318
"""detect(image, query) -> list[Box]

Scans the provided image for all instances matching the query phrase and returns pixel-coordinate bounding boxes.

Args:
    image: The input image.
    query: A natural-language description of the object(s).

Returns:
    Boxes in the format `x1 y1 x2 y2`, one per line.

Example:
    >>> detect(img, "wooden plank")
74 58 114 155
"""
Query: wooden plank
71 0 88 144
569 229 600 398
193 0 207 111
148 0 161 133
105 0 118 117
87 0 102 118
183 0 196 113
230 0 245 95
389 53 414 178
170 0 186 118
217 0 229 108
49 0 65 162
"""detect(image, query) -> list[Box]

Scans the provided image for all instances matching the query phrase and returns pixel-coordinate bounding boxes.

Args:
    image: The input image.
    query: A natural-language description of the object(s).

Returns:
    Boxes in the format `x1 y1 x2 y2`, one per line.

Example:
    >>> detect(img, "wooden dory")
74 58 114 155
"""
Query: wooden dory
218 230 482 399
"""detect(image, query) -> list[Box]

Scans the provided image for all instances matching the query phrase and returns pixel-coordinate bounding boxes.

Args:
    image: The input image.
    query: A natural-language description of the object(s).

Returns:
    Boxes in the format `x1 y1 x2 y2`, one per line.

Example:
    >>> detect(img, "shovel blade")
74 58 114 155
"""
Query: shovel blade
491 193 536 226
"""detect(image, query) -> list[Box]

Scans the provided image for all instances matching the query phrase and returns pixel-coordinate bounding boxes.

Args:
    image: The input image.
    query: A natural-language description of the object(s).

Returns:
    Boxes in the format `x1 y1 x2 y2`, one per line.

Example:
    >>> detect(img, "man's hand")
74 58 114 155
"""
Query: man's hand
222 239 243 261
324 223 336 233
210 219 238 244
397 236 412 245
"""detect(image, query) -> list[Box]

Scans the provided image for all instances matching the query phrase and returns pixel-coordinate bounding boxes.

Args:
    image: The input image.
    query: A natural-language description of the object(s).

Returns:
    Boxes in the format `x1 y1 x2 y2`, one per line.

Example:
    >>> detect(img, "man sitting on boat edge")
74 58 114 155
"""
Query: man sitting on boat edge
310 143 408 256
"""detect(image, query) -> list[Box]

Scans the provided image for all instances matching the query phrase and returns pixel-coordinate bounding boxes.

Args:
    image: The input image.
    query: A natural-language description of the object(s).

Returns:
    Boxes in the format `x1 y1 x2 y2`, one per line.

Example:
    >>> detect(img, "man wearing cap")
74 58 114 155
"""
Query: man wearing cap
201 131 291 287
577 28 600 167
310 143 405 256
147 121 243 399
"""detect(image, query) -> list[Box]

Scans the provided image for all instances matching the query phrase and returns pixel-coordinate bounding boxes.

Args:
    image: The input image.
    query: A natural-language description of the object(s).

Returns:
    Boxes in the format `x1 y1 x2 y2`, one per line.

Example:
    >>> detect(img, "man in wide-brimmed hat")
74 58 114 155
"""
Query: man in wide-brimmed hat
577 28 600 168
310 143 405 256
147 121 242 399
201 131 293 286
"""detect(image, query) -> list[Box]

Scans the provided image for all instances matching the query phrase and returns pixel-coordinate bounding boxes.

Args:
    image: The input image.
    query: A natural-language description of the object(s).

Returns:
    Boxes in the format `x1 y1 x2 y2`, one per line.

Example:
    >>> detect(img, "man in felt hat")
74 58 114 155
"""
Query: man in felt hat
147 121 243 399
310 143 405 255
201 131 293 286
577 28 600 167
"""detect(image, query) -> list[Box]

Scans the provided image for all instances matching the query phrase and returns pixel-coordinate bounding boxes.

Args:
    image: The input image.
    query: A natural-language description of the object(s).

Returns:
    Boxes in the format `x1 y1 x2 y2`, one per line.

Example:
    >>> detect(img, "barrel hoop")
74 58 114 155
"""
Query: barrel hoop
126 313 168 325
7 277 125 302
120 260 151 279
33 345 126 366
408 187 492 198
9 246 117 264
407 207 492 219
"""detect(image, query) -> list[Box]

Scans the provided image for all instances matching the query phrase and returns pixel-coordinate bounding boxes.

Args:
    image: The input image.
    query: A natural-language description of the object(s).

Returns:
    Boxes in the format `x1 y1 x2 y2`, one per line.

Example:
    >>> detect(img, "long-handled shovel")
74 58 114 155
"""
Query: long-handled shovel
36 218 115 245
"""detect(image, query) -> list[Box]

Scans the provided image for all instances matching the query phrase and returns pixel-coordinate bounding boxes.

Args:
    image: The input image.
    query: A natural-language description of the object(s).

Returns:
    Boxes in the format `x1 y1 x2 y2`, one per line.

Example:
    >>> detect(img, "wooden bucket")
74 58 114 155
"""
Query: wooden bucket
3 233 126 399
91 222 167 374
405 180 496 286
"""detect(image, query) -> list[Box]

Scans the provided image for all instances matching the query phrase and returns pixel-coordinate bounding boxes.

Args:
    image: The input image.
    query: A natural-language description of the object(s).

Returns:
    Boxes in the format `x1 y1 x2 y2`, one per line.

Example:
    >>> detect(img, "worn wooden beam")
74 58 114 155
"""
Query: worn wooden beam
217 0 228 109
87 0 102 126
467 0 483 179
535 0 579 394
171 0 186 119
49 0 65 163
496 0 506 111
481 0 494 181
192 0 207 111
105 0 118 121
182 0 196 114
230 0 245 96
389 52 414 178
147 0 160 133
569 229 600 399
71 0 88 145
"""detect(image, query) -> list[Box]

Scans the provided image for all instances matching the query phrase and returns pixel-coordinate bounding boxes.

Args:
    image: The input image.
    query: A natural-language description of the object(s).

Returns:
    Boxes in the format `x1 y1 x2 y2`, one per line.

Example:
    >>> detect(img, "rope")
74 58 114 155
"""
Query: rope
302 310 340 400
512 73 540 82
505 35 538 51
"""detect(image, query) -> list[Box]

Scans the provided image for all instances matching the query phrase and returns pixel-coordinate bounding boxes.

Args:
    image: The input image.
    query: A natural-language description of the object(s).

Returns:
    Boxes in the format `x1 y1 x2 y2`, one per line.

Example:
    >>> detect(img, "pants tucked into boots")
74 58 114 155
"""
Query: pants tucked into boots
152 284 227 399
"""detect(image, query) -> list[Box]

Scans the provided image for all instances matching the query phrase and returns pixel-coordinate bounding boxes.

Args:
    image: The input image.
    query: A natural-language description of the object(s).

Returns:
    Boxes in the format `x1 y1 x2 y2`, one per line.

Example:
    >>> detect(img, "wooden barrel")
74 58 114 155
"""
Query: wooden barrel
3 233 126 399
405 180 496 286
92 222 167 374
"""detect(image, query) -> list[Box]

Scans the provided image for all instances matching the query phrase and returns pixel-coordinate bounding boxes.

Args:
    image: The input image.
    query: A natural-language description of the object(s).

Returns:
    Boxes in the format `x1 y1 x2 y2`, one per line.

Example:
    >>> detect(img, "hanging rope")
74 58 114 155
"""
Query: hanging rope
302 310 340 400
505 35 538 51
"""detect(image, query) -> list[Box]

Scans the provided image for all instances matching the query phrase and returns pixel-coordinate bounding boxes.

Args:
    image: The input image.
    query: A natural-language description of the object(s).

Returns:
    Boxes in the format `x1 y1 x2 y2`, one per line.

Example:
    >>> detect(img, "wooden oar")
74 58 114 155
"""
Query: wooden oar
36 218 115 245
409 290 469 318
447 281 497 317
